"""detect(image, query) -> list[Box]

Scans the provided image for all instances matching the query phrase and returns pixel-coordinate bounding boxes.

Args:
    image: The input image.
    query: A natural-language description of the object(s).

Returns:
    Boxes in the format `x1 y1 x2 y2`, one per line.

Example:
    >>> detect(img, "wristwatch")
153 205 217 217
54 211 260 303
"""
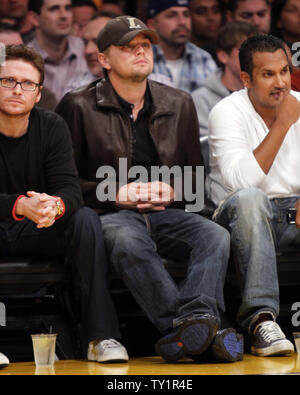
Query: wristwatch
55 199 64 217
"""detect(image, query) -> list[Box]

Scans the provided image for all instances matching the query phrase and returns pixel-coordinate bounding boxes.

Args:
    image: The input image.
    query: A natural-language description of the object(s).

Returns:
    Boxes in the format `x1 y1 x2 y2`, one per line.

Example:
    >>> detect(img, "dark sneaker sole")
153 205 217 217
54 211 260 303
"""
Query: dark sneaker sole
155 317 218 363
210 329 244 362
0 364 9 369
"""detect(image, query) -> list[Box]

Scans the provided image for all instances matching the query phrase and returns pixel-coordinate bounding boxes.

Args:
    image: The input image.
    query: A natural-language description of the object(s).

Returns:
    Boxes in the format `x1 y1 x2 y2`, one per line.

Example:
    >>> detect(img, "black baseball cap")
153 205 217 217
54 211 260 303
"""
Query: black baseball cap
148 0 189 18
97 15 159 52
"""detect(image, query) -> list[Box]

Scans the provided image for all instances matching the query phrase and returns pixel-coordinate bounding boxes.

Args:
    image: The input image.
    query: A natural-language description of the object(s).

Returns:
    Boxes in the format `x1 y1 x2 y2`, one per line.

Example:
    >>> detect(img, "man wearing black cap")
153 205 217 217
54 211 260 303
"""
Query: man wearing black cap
147 0 217 93
56 15 242 364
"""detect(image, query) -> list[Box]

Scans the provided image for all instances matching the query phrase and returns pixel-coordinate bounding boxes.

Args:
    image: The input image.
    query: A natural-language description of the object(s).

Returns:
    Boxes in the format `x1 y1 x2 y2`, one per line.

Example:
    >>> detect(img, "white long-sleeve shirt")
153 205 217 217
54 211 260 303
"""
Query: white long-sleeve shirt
207 88 300 207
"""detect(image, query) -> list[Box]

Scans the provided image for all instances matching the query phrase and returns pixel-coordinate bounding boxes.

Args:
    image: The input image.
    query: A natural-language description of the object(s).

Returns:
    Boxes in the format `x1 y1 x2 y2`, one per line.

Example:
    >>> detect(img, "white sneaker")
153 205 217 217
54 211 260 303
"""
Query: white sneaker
88 339 129 363
0 352 9 369
251 321 295 356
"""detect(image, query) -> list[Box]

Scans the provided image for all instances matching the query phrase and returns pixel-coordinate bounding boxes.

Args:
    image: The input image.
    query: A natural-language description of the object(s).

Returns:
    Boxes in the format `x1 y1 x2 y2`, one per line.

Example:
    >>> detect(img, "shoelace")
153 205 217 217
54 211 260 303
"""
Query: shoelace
100 339 121 349
255 321 285 342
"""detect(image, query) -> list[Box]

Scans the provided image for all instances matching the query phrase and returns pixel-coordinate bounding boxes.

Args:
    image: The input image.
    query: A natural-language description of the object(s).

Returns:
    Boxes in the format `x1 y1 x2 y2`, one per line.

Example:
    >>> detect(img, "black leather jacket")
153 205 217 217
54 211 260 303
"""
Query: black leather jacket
56 78 203 214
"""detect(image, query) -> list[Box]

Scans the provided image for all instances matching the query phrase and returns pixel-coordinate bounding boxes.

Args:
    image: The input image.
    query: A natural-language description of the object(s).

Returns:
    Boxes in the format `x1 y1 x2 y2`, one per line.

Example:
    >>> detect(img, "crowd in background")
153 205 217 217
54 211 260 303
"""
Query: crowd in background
0 0 299 112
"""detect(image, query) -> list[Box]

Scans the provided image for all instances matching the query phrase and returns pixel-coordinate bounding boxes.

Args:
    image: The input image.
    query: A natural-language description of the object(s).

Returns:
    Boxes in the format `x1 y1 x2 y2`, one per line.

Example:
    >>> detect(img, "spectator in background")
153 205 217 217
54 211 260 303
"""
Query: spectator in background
0 22 57 110
72 0 97 37
189 0 223 63
101 0 124 14
192 21 259 140
28 0 89 102
192 22 258 170
0 0 36 43
225 0 271 33
147 0 217 94
64 11 116 93
271 0 300 49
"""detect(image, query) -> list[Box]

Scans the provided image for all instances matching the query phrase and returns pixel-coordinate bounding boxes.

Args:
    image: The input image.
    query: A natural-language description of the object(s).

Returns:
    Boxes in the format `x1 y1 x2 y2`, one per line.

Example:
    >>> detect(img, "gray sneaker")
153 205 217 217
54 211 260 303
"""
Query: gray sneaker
88 339 129 363
0 352 9 369
251 321 294 356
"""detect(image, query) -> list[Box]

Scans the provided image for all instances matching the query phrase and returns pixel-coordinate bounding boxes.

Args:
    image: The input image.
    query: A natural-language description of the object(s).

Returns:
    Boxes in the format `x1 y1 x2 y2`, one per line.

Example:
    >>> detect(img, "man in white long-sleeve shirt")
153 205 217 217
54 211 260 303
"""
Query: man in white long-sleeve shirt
208 34 300 357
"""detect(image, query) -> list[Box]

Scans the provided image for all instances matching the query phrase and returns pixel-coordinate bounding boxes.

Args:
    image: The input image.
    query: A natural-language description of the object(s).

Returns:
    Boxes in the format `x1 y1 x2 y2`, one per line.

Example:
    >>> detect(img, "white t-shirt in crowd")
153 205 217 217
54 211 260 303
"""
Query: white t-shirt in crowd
165 58 184 88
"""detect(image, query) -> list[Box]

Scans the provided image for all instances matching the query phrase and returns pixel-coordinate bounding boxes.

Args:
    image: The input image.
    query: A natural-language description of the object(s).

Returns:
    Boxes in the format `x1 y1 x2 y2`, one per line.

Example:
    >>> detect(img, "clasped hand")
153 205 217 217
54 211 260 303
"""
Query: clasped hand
116 181 175 212
16 191 59 229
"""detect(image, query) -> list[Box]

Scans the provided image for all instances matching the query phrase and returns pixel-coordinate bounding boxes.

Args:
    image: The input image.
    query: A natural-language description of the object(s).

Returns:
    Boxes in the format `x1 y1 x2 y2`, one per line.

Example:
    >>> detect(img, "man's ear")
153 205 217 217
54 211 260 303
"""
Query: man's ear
240 71 251 88
30 11 40 28
98 52 111 71
35 85 42 104
27 10 40 28
216 49 229 66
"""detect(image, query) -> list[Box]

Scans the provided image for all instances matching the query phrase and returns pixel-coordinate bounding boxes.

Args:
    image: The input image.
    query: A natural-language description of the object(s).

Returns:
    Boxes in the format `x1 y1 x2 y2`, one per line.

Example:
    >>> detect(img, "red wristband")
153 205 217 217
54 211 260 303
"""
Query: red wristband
12 195 26 221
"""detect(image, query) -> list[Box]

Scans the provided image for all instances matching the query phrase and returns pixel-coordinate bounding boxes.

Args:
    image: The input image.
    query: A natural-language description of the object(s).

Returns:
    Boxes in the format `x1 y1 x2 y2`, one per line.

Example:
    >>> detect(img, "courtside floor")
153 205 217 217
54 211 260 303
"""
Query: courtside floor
1 353 300 375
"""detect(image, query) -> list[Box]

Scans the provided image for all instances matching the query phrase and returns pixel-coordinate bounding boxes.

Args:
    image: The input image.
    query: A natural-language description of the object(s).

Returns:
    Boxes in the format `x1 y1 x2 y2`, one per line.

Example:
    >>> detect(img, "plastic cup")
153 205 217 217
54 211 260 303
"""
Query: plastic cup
31 334 57 366
293 332 300 354
35 366 56 375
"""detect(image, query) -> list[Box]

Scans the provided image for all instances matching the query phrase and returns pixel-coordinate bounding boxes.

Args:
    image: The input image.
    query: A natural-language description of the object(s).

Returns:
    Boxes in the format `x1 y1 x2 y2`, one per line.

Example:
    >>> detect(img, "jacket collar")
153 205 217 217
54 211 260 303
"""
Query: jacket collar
95 77 174 119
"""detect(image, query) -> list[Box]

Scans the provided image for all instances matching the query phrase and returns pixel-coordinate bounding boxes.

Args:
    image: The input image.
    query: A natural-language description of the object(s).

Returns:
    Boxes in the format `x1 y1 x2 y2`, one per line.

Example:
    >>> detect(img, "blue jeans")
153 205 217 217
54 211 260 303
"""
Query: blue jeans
214 187 300 332
100 208 230 334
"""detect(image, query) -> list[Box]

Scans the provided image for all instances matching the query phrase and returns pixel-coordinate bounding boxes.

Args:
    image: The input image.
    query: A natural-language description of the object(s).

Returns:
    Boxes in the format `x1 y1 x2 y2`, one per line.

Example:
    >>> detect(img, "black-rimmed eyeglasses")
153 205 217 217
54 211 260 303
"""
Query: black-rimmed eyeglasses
0 77 40 91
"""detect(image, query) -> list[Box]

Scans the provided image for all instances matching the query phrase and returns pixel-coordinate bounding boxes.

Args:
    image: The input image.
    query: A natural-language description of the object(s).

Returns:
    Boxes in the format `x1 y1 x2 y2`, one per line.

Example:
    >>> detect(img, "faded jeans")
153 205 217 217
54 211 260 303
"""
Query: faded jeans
100 208 230 334
214 187 300 332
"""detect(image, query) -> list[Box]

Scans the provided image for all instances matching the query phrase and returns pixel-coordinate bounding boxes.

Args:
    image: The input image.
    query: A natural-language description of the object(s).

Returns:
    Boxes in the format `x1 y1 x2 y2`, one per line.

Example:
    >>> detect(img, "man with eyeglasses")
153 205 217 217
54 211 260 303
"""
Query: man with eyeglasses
0 22 58 111
0 44 129 366
0 76 41 92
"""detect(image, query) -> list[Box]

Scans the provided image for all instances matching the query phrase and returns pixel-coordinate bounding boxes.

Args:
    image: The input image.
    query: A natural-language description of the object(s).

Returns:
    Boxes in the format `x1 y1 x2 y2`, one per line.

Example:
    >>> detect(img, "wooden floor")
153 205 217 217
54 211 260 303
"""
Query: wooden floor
1 353 300 375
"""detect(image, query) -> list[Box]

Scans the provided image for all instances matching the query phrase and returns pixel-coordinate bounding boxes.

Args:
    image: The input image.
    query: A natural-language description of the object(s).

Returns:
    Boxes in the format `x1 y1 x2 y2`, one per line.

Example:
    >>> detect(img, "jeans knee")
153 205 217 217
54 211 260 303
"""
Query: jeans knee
228 188 271 219
103 224 143 252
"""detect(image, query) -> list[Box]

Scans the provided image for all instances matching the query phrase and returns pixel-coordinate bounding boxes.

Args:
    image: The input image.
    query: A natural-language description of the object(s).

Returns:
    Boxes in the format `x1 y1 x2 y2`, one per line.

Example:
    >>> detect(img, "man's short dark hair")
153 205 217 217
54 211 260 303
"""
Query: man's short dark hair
3 45 45 85
217 21 259 54
226 0 271 13
72 0 97 10
270 0 287 39
29 0 73 14
28 0 45 14
239 34 288 78
90 10 121 22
